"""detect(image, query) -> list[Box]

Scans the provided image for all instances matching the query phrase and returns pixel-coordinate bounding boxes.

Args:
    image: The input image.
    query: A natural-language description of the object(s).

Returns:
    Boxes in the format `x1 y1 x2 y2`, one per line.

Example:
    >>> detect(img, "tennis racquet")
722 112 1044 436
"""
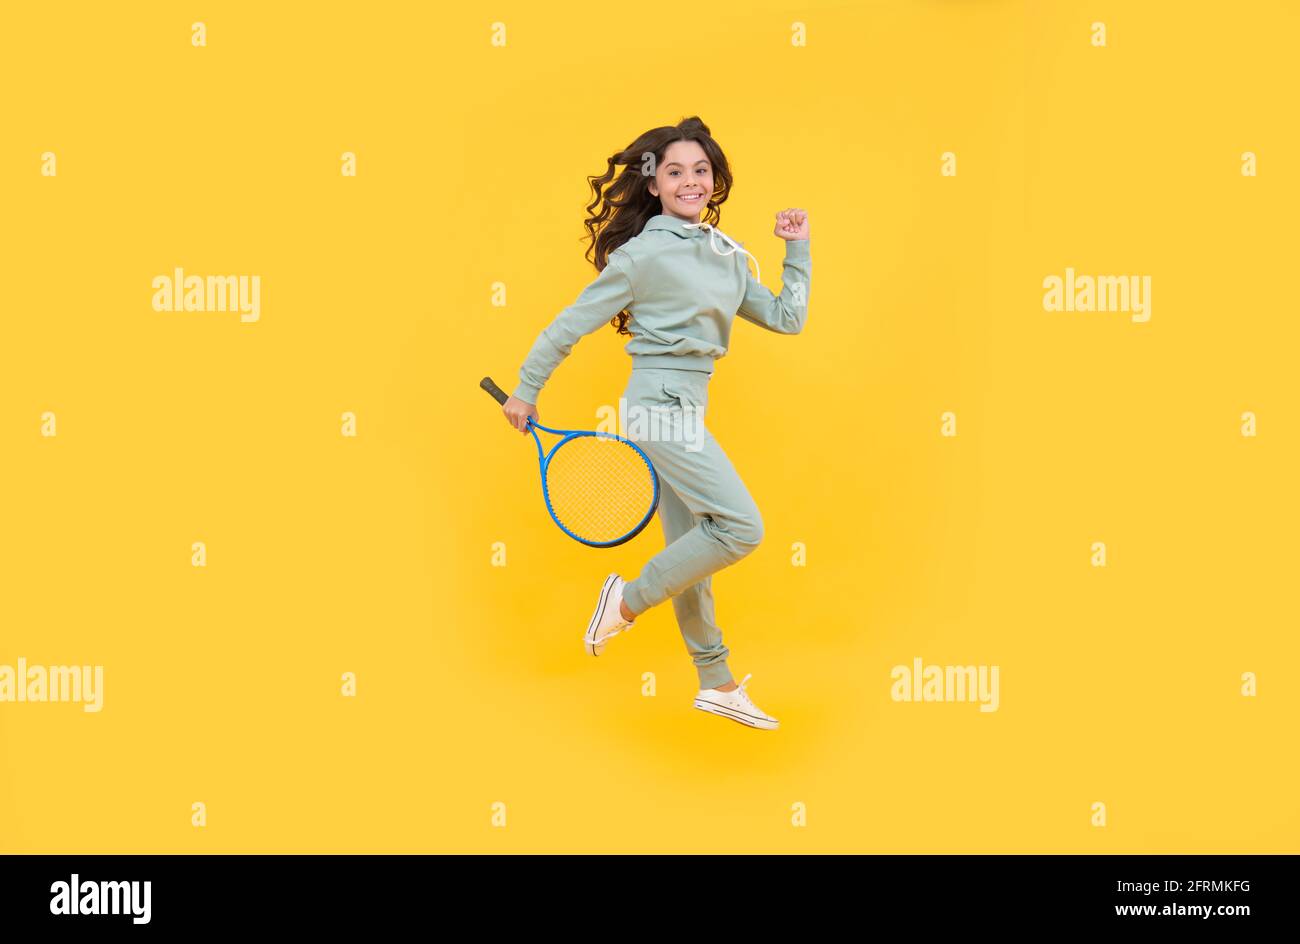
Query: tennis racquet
480 376 660 547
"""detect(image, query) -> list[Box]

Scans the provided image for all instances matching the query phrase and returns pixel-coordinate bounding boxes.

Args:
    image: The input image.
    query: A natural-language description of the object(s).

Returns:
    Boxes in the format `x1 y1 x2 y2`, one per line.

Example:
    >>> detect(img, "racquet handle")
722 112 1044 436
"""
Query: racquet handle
480 376 509 405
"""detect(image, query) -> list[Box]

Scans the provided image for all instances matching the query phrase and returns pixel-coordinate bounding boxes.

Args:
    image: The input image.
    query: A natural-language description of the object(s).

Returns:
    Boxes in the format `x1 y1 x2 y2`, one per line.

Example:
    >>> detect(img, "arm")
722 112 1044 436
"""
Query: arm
511 251 635 405
735 238 811 335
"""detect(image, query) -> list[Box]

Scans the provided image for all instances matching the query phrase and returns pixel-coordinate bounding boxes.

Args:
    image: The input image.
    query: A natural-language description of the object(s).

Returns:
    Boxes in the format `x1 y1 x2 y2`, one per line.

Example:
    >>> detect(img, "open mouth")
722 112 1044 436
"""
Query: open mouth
677 193 703 203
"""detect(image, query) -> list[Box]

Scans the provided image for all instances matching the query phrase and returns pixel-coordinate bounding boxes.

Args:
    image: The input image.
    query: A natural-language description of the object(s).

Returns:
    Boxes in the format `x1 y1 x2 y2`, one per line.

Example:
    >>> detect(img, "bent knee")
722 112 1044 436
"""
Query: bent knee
718 511 764 559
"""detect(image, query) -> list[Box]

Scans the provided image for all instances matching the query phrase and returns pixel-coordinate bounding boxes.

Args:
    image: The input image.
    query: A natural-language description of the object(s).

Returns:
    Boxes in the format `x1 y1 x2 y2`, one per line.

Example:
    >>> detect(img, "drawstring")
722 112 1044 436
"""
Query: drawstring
682 221 761 284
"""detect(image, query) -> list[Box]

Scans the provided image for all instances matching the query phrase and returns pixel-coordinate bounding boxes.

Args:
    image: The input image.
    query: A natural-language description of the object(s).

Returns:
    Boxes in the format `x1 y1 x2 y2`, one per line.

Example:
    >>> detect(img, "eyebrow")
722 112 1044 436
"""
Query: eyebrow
664 160 710 169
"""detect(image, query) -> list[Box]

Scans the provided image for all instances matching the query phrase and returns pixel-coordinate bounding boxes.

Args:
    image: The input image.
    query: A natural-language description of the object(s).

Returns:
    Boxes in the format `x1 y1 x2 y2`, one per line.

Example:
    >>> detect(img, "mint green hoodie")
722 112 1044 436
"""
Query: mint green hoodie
512 213 811 404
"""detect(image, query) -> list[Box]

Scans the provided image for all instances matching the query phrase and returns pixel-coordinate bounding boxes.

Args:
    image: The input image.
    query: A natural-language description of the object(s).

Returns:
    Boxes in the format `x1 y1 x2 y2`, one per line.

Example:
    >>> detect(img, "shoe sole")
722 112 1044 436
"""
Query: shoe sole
584 574 619 656
693 699 779 730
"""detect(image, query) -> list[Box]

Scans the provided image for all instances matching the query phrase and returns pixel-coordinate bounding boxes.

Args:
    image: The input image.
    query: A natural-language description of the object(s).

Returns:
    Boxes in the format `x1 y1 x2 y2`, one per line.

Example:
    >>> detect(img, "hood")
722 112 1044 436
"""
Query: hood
641 214 762 283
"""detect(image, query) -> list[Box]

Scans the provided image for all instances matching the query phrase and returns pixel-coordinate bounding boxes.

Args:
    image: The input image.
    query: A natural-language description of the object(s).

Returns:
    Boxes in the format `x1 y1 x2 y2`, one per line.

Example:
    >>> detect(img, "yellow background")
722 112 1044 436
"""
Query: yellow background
1 1 1296 852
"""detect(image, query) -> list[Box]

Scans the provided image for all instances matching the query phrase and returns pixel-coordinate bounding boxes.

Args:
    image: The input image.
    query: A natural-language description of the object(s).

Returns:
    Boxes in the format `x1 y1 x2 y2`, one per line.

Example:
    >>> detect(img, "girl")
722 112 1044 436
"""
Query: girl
501 116 811 730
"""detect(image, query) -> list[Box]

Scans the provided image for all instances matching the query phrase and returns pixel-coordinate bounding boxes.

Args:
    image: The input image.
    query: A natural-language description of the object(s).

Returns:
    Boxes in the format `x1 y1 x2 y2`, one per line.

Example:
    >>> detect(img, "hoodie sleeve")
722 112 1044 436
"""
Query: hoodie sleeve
735 238 811 335
511 251 635 405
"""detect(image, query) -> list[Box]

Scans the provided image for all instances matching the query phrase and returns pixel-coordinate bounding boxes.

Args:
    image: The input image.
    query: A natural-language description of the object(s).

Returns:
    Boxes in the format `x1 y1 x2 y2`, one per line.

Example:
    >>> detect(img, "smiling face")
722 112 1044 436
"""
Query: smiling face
648 139 713 224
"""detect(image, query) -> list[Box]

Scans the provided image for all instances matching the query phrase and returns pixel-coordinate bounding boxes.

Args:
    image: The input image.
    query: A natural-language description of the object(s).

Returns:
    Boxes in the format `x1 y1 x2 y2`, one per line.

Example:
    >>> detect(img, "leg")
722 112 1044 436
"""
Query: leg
654 476 733 690
621 421 764 626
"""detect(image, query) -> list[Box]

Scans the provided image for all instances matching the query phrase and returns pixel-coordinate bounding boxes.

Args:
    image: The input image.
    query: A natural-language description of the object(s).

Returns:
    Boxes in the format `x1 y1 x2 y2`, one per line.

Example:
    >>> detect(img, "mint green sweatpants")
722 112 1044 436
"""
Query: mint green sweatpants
618 366 764 689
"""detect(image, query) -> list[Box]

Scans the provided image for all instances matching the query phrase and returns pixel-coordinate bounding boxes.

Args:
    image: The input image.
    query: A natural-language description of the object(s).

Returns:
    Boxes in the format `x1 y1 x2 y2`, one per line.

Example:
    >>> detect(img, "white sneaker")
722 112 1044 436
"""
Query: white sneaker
693 674 779 730
583 573 635 656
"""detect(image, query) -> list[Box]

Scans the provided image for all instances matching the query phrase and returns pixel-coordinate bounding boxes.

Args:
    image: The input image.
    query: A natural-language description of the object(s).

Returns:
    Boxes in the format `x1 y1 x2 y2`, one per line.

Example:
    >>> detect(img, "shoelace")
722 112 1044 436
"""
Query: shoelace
733 673 757 707
708 673 767 716
588 617 633 647
682 222 762 284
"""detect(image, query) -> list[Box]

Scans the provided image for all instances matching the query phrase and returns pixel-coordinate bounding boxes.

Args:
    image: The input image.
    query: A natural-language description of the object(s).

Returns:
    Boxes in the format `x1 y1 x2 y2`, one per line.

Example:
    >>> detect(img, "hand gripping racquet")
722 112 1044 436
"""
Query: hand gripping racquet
480 376 660 547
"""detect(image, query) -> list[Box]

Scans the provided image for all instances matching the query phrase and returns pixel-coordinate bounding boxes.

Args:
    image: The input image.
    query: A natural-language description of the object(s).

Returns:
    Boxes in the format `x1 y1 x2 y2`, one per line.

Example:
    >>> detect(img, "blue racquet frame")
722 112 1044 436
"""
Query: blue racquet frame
480 376 660 548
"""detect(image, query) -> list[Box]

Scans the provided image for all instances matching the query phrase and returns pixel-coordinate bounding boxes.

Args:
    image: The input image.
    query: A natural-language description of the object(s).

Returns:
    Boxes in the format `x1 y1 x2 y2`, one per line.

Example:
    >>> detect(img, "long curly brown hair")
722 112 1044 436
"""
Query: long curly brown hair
582 116 734 335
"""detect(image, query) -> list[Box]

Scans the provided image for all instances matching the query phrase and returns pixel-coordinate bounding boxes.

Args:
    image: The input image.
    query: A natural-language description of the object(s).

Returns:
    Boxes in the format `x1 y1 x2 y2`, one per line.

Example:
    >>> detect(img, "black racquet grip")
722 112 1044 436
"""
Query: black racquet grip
480 376 509 405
